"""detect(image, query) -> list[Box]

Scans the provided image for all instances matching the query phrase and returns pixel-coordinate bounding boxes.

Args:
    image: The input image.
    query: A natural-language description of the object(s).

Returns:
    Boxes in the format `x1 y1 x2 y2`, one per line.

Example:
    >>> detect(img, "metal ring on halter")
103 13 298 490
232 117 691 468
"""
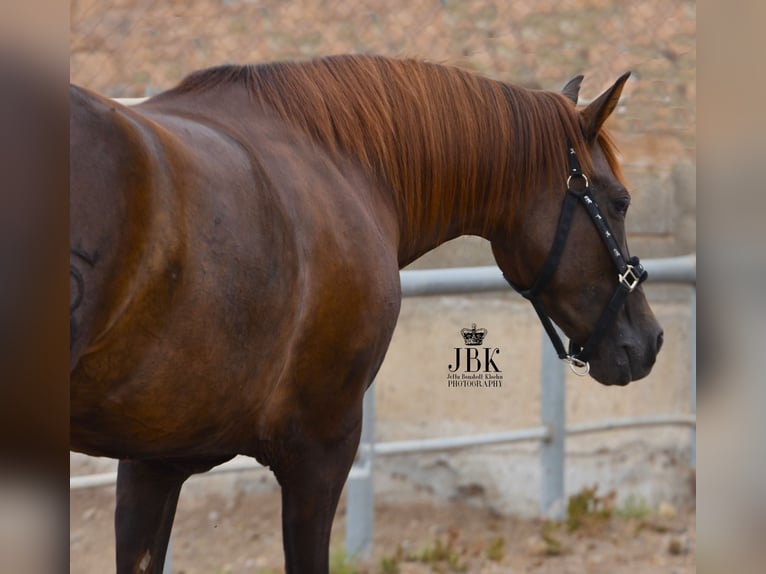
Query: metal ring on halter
567 356 590 376
566 173 589 190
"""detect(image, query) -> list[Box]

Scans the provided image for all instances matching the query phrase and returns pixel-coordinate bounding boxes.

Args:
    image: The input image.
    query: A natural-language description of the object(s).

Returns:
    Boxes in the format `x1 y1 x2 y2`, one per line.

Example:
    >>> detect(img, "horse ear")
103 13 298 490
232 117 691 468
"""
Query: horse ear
561 75 584 104
580 72 631 140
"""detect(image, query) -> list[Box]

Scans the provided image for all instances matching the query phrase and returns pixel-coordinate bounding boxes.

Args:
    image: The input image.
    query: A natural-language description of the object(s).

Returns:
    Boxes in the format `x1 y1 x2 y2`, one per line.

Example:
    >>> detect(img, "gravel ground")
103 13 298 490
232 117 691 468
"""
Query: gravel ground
71 481 695 574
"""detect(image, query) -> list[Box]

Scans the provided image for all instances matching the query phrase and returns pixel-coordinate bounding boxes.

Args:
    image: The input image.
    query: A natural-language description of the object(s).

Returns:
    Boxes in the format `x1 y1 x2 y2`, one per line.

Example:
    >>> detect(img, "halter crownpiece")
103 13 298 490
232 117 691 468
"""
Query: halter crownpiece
505 143 648 376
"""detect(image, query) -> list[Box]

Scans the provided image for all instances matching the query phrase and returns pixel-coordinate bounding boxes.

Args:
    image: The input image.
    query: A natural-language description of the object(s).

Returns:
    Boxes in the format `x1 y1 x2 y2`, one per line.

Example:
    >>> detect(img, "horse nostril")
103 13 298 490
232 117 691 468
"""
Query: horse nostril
656 330 664 353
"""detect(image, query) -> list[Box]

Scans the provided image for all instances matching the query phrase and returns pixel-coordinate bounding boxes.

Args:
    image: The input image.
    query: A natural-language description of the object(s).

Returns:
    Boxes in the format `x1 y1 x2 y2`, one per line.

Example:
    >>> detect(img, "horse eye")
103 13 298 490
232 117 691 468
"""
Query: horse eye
612 198 630 215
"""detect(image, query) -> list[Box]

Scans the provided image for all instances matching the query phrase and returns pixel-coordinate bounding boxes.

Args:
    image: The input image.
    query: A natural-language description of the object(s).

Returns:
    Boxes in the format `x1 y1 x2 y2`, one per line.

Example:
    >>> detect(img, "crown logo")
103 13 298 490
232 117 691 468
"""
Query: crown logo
460 323 487 346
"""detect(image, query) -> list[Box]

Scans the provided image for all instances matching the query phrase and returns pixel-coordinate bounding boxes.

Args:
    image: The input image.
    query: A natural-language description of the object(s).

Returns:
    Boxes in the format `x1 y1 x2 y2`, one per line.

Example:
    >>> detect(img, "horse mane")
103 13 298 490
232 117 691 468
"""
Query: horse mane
169 55 622 242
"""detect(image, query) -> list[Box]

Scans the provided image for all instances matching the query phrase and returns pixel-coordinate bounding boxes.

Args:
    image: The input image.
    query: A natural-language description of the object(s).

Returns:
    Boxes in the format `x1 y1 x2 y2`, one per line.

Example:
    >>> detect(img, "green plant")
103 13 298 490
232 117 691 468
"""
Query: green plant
566 485 615 532
539 520 566 556
412 537 451 562
406 533 468 572
330 547 361 574
486 536 505 561
379 554 400 574
616 493 653 520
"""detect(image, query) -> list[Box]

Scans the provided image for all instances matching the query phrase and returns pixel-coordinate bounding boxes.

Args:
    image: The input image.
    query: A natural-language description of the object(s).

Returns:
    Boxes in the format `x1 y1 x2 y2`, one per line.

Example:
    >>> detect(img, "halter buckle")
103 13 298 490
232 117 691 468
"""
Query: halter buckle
618 264 641 292
566 356 590 376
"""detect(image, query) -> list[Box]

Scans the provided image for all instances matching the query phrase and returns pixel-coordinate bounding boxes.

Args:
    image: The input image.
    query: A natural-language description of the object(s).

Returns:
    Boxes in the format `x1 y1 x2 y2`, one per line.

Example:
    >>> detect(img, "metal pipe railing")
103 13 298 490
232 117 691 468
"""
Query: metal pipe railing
70 413 695 490
399 255 695 297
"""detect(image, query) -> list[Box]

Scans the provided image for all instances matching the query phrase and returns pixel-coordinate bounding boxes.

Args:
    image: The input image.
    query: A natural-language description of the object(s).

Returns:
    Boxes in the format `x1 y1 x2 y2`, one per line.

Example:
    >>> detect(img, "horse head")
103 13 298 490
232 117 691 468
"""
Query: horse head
491 74 663 386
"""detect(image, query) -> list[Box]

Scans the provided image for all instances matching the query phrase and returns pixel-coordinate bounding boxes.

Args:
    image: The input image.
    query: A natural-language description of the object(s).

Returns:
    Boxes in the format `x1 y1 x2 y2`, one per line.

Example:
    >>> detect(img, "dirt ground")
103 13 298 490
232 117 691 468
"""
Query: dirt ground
70 481 695 574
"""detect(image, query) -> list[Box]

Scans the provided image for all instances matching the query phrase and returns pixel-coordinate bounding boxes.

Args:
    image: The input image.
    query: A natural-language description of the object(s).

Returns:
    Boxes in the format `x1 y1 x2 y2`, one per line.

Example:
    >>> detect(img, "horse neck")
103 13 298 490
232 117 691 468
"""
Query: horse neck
388 128 509 268
354 75 520 267
374 83 575 267
210 57 575 267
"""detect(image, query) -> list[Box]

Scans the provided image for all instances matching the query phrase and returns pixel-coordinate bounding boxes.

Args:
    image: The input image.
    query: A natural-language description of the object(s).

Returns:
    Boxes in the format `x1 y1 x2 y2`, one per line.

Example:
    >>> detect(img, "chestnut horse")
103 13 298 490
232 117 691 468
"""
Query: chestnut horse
70 55 662 573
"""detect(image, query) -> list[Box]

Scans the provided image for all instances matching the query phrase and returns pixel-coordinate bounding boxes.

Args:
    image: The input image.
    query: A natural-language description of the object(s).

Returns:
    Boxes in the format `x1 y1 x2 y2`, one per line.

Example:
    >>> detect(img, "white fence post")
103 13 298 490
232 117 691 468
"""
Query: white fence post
540 329 566 519
163 539 172 574
345 382 376 558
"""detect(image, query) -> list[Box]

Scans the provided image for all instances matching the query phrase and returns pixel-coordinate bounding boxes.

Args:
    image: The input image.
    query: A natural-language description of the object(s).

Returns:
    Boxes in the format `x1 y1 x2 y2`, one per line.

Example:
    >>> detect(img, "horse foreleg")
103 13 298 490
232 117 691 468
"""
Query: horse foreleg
274 422 362 574
114 456 231 574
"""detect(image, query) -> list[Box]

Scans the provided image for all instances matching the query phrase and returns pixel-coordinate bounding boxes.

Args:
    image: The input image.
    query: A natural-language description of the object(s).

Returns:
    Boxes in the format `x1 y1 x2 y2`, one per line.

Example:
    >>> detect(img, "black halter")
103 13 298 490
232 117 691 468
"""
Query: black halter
507 144 647 375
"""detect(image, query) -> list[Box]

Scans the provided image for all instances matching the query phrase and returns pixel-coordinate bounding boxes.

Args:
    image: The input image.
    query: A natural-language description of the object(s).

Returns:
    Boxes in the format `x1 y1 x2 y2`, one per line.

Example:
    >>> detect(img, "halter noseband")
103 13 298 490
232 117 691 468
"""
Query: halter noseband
507 143 647 376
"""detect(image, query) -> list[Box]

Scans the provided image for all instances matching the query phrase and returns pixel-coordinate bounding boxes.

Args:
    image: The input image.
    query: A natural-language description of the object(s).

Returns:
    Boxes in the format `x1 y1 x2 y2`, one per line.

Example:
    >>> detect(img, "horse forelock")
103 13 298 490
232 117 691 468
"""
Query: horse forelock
596 128 626 188
170 56 610 241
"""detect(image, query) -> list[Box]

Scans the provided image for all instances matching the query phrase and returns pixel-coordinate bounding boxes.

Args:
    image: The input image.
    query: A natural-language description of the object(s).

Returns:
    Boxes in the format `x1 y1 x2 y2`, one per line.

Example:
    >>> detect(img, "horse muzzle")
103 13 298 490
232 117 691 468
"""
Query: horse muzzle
588 323 664 386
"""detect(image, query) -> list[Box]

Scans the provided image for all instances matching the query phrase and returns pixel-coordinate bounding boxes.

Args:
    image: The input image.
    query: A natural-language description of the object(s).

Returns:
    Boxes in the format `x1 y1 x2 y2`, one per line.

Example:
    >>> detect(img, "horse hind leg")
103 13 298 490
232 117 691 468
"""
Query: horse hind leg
273 421 363 574
114 456 232 574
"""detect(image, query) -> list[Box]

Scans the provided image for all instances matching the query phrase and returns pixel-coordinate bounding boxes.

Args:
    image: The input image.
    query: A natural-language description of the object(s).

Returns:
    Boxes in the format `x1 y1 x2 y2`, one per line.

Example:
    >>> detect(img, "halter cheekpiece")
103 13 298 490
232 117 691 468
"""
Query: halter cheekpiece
506 143 648 376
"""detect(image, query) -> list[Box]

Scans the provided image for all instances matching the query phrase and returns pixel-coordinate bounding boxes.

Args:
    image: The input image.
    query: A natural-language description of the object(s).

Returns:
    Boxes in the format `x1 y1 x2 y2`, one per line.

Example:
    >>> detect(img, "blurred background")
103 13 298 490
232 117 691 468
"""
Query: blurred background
70 0 696 256
71 0 695 166
69 1 696 573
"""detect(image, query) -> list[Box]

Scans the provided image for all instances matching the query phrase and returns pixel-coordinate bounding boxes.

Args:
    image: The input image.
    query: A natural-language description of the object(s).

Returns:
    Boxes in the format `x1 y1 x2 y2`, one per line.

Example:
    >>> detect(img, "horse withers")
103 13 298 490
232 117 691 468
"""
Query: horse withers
70 55 662 573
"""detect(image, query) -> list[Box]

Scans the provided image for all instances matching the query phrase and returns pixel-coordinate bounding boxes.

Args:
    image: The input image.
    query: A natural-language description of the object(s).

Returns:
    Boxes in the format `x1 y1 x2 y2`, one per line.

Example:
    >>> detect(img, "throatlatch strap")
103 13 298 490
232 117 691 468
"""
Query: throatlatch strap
530 297 569 360
521 188 582 298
